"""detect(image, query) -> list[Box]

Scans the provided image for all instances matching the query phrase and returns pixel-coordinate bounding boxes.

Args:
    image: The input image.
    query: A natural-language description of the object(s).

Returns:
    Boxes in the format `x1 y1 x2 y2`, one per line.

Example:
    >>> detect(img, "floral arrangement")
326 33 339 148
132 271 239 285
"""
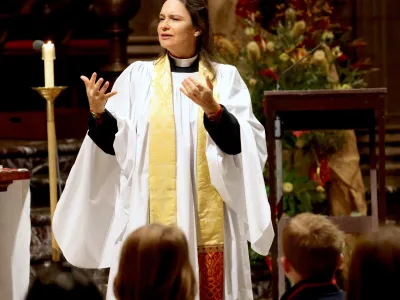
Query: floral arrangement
214 0 376 218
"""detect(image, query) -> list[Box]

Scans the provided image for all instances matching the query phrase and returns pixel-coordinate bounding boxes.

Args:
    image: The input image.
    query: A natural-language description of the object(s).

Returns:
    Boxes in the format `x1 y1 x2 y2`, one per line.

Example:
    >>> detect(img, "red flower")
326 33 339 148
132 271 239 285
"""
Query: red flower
302 37 317 49
259 68 278 81
336 53 348 63
253 34 262 45
351 61 361 70
309 158 332 187
265 255 272 272
351 59 371 70
316 19 330 30
292 130 309 138
236 0 259 19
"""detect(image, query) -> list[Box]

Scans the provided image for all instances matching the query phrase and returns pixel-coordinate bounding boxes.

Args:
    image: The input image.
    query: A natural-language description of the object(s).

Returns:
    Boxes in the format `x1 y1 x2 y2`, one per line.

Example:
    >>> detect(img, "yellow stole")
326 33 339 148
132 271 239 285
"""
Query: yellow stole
148 55 224 299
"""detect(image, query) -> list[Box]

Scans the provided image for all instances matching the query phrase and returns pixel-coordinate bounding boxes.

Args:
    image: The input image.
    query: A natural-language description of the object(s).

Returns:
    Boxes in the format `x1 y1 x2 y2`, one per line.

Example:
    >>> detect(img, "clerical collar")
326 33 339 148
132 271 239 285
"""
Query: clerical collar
168 54 199 73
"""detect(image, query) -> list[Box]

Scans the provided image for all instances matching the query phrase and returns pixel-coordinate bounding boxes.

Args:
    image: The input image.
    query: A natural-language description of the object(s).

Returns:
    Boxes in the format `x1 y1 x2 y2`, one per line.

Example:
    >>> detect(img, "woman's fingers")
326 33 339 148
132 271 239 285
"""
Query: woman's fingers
180 87 190 98
105 90 118 100
80 76 89 89
205 76 213 90
180 86 200 105
184 78 199 92
82 72 115 102
99 81 110 95
188 77 203 90
89 72 97 89
182 79 199 99
181 80 191 94
93 77 104 93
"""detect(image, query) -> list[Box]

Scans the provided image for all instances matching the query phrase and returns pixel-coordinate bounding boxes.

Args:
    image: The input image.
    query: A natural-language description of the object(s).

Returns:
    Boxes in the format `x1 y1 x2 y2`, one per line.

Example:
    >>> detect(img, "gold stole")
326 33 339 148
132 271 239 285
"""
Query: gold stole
148 55 224 299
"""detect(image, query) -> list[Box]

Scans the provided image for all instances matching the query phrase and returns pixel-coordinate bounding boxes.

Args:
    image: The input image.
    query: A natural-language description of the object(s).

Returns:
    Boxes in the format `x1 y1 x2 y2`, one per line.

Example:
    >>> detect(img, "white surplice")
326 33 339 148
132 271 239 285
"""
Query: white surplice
0 179 31 300
52 59 274 300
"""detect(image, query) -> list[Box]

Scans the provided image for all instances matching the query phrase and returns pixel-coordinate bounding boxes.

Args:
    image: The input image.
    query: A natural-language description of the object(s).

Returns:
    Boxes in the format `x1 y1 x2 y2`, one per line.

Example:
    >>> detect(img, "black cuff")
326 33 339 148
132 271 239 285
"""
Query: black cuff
88 109 117 155
203 105 241 155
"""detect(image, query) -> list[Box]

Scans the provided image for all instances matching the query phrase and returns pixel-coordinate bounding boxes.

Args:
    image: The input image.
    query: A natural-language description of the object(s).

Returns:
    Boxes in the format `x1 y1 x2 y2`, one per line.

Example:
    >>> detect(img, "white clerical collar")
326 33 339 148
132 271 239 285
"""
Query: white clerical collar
169 54 198 67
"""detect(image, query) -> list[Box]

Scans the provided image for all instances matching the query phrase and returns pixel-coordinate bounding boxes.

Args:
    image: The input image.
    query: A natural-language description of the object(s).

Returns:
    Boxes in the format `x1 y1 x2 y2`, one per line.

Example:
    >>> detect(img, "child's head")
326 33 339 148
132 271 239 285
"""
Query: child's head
26 262 102 300
114 224 196 300
347 225 400 300
281 213 344 284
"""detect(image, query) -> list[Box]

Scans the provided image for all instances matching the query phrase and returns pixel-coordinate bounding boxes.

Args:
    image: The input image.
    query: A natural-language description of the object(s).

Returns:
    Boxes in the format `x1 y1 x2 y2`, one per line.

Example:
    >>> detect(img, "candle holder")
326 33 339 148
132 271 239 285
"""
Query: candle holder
32 86 67 262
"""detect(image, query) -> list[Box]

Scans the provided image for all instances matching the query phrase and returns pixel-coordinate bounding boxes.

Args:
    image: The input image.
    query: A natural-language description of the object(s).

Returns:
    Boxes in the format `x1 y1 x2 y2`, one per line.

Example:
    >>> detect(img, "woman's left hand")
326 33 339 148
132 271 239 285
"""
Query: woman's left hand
180 76 220 115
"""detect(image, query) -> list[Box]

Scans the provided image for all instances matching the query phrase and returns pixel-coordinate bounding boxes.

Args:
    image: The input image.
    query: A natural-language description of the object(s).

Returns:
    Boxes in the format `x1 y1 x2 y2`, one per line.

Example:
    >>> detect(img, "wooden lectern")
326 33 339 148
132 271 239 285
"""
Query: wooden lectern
0 169 30 191
263 88 387 300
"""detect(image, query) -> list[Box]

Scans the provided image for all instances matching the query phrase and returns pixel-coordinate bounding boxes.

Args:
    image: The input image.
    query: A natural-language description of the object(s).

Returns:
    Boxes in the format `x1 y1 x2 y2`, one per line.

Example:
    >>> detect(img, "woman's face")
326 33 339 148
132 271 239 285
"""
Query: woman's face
158 0 200 58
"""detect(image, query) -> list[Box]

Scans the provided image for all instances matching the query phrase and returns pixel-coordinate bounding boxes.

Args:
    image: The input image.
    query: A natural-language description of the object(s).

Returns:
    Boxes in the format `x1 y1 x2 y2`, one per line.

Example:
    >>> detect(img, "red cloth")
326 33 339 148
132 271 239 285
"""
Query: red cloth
198 246 224 300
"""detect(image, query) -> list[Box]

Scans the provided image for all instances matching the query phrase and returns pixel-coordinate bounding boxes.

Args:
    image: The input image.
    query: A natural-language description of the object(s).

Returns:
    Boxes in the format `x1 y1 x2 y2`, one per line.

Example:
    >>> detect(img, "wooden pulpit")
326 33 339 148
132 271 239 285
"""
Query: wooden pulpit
263 88 387 300
0 168 30 191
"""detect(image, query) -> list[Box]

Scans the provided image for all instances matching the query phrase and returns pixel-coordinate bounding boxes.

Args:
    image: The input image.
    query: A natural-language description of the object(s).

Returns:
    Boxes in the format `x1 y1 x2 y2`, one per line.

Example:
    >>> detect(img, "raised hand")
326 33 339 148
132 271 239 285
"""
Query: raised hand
180 76 220 115
80 72 118 114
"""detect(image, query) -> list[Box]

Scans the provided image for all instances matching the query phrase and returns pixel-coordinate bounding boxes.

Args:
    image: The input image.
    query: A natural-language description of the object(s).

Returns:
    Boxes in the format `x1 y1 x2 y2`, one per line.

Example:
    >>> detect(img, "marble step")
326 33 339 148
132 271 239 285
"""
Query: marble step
0 139 82 159
0 139 81 208
30 208 110 297
30 174 68 208
29 262 109 298
30 208 51 262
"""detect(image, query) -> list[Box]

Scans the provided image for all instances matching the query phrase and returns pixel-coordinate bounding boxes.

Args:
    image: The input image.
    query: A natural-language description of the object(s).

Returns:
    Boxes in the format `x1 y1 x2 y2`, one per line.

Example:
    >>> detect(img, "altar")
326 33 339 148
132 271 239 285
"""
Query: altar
0 168 31 300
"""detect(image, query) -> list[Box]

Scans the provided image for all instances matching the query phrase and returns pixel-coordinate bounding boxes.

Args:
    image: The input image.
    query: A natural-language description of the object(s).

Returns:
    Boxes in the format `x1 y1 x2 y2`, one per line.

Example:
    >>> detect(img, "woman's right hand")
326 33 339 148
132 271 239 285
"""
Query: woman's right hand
80 72 118 114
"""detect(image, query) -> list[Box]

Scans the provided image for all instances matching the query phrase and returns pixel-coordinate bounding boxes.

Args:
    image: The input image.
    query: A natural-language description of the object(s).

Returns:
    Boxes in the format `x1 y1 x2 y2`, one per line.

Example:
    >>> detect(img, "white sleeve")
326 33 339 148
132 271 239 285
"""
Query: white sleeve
52 62 144 268
109 61 152 179
52 137 122 268
207 65 274 255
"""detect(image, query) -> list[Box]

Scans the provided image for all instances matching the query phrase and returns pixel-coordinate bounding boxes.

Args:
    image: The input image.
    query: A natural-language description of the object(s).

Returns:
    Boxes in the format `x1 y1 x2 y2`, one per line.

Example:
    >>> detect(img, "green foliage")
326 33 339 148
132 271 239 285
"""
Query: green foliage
221 0 376 266
299 130 346 157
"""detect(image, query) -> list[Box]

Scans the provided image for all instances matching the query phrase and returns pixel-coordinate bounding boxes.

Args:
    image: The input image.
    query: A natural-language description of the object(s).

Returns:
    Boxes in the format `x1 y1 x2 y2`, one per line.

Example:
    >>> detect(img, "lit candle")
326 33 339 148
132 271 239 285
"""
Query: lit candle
42 41 55 87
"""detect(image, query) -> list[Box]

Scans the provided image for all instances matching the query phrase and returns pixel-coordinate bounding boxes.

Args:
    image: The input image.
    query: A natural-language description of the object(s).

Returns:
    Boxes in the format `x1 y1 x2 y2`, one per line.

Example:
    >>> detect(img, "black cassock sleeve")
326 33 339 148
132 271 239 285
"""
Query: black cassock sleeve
88 109 118 156
88 105 242 156
203 105 241 155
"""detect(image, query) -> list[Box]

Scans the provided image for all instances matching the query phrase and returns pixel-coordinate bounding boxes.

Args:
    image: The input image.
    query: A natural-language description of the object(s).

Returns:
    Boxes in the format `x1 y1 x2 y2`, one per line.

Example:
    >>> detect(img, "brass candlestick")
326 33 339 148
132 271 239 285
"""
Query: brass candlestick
32 86 67 262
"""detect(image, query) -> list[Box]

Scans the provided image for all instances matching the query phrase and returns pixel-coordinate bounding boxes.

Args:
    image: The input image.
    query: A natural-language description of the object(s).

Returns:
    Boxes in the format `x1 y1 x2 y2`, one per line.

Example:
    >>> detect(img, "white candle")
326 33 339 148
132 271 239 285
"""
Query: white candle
42 41 55 87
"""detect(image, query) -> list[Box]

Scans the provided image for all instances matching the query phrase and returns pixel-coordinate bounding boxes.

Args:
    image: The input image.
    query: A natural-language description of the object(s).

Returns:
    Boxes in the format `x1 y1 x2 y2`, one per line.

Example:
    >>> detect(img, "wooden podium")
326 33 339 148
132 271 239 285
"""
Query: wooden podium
0 168 30 191
263 88 387 300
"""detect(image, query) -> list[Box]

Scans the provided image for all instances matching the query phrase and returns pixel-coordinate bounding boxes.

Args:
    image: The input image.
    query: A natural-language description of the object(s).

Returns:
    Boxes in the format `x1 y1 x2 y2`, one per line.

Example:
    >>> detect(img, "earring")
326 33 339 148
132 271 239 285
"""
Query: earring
194 32 200 37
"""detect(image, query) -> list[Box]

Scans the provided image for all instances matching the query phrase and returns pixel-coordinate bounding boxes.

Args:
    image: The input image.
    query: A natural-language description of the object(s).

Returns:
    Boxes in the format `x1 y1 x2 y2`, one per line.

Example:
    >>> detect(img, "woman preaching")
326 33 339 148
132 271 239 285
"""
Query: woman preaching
52 0 273 299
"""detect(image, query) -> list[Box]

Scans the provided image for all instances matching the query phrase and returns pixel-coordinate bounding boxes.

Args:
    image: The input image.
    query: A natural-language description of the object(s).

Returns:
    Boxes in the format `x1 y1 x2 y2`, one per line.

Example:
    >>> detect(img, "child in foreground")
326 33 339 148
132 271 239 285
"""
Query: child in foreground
280 213 345 300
